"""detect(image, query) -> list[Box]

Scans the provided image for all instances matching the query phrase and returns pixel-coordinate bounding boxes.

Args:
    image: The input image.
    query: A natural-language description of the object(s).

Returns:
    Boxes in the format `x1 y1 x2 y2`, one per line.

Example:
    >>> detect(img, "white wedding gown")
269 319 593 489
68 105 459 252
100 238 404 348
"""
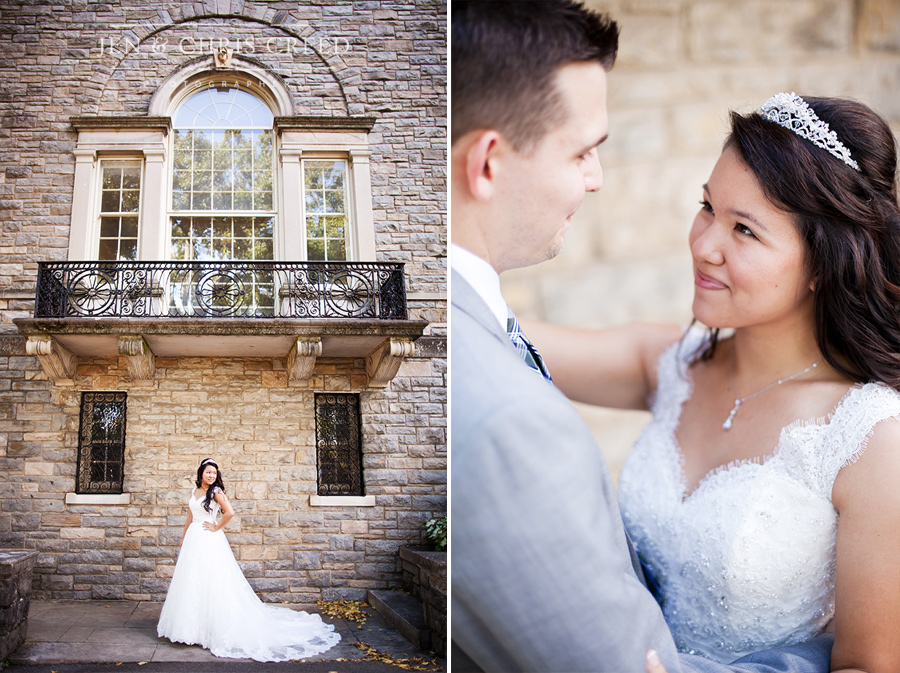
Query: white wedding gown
618 327 900 663
157 489 340 661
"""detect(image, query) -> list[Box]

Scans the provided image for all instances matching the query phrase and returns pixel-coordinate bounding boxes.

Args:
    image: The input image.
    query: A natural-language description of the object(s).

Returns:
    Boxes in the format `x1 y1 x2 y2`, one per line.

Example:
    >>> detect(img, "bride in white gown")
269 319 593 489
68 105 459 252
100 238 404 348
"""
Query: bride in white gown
157 459 340 661
524 94 900 671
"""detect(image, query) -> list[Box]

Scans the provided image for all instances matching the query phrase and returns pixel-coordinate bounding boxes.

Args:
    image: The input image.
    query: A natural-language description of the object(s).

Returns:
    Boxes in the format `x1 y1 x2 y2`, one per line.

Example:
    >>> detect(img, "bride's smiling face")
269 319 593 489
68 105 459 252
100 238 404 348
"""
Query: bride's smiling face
689 145 814 330
201 465 217 487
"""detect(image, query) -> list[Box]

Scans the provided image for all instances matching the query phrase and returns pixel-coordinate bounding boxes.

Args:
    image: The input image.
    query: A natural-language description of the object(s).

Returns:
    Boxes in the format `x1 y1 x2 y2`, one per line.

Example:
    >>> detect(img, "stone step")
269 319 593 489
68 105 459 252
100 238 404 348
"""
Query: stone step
367 589 431 651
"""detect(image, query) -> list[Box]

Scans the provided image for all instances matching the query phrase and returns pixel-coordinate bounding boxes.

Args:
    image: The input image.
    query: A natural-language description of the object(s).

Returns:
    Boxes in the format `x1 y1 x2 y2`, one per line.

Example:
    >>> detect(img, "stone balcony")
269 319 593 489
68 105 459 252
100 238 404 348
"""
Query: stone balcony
14 260 427 386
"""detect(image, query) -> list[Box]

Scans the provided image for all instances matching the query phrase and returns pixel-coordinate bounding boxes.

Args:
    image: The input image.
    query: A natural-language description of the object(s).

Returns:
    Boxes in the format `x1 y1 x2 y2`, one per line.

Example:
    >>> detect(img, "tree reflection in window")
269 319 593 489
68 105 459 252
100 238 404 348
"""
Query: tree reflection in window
305 160 348 261
170 87 275 262
99 160 141 260
76 392 126 494
169 87 276 314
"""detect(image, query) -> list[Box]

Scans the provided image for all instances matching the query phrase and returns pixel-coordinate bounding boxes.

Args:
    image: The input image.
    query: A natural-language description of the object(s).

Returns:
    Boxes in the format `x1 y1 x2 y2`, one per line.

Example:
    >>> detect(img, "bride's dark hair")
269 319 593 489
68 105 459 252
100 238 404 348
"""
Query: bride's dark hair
195 458 226 513
697 95 900 389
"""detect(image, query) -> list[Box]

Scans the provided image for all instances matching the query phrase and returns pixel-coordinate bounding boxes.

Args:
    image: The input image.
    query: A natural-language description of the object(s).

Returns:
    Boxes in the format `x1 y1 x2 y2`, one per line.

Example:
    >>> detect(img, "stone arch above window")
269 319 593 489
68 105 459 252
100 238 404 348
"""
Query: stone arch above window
90 14 353 117
149 58 294 118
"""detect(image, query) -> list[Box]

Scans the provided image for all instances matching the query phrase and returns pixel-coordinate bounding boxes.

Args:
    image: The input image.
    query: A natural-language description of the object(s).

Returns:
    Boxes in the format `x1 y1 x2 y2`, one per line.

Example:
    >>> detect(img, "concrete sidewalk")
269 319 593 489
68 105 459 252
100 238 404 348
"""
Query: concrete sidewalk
6 600 445 671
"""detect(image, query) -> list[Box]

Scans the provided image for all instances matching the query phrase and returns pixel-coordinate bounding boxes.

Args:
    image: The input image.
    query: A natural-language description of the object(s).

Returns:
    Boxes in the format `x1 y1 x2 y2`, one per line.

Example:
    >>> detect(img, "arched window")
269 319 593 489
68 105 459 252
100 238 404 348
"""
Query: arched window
170 87 275 262
68 63 376 266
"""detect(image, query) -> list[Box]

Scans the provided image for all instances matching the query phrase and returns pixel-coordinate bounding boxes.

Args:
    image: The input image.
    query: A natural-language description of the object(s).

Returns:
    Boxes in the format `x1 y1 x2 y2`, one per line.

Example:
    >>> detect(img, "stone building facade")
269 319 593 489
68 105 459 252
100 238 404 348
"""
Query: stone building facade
0 0 446 602
501 0 900 477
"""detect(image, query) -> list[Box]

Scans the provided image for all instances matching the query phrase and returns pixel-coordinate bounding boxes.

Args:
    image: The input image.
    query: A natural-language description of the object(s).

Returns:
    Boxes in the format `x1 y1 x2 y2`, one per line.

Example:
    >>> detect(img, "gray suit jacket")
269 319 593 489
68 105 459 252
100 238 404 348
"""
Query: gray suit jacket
450 270 832 672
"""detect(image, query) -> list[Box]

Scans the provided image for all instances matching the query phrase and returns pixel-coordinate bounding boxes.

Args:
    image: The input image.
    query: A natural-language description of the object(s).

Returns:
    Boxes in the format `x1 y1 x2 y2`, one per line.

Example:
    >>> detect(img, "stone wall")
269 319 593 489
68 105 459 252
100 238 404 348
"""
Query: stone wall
0 550 38 661
399 546 446 656
0 334 445 602
0 0 446 603
0 0 447 326
501 0 900 477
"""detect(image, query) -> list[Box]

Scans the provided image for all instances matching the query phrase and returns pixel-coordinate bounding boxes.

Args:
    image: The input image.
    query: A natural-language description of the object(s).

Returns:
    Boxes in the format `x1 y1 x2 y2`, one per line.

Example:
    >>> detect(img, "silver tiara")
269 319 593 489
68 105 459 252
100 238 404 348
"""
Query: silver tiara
200 459 217 467
758 92 860 172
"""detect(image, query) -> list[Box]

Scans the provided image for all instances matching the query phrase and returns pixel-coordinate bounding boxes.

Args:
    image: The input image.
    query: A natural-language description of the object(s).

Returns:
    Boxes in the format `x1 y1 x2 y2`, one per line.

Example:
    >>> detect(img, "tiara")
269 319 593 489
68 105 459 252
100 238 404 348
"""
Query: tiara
758 92 860 172
200 459 217 466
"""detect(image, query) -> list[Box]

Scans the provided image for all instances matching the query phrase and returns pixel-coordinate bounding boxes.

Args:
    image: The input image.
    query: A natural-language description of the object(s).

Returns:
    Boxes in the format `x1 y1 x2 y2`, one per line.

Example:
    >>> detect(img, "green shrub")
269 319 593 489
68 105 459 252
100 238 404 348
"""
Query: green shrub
424 515 447 552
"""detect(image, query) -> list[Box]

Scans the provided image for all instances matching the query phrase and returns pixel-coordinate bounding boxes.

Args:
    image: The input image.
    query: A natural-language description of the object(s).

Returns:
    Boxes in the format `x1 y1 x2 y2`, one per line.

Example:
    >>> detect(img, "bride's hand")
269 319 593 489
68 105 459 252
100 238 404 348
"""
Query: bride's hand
646 650 667 673
202 521 217 532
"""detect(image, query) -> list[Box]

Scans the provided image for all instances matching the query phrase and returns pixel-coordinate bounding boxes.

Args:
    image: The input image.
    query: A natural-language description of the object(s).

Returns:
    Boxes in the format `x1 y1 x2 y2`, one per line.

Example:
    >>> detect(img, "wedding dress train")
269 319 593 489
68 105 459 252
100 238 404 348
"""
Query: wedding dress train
157 490 340 661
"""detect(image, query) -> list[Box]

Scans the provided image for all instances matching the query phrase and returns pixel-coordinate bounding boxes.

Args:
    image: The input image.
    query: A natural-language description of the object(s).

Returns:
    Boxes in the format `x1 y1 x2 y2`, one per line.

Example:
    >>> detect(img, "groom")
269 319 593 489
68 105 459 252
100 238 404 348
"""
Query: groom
449 2 833 672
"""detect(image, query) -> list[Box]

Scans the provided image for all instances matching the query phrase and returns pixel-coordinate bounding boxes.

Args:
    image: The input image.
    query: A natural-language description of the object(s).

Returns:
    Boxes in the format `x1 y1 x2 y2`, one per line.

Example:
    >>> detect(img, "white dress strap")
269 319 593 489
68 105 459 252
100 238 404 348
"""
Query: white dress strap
649 325 707 428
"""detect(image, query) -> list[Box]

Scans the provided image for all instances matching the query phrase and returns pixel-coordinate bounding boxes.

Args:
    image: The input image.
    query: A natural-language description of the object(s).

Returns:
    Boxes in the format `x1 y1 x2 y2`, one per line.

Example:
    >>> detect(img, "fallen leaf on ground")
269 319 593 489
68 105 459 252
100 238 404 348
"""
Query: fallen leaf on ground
316 599 370 625
352 642 442 671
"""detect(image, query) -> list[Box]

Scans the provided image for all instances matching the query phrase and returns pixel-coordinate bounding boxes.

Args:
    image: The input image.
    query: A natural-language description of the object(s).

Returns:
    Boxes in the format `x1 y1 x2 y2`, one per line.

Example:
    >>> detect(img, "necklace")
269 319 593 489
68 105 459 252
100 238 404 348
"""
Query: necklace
722 351 822 431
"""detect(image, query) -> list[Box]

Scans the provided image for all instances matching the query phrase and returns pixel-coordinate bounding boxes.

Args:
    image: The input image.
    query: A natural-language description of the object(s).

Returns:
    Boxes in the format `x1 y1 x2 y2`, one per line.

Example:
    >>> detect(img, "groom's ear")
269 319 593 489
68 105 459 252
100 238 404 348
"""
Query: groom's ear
464 130 502 202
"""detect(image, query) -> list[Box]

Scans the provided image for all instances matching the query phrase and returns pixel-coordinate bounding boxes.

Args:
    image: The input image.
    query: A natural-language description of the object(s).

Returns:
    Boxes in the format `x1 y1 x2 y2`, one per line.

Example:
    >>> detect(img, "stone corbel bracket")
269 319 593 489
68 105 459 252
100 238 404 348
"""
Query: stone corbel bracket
118 335 155 380
366 338 415 387
25 336 77 384
287 337 322 382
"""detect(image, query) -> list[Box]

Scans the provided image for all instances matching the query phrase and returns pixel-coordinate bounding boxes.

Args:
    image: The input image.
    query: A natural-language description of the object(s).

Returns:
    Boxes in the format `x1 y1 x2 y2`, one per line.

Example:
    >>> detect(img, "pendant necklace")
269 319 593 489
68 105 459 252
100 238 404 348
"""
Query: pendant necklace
722 350 822 431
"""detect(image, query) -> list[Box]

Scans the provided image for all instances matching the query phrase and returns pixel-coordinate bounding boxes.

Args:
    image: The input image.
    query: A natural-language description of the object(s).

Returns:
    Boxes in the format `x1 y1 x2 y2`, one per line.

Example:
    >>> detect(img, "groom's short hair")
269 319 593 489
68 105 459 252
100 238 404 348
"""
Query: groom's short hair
451 0 619 153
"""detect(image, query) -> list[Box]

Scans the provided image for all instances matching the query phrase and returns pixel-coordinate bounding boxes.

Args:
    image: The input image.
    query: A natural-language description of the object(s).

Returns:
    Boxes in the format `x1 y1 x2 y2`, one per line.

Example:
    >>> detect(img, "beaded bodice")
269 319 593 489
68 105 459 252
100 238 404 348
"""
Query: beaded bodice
618 328 900 662
190 488 220 526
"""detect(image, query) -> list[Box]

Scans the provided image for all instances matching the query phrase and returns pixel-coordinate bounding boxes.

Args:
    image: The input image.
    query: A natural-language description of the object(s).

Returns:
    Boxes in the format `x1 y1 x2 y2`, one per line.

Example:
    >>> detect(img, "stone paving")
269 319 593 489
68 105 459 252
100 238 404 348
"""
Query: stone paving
8 600 444 669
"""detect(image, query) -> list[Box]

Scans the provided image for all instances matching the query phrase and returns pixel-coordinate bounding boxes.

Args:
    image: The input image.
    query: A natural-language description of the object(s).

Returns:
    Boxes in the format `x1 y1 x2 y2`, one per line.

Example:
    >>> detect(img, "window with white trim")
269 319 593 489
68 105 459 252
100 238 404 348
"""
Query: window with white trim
170 87 275 262
304 159 349 261
67 64 378 266
98 159 142 260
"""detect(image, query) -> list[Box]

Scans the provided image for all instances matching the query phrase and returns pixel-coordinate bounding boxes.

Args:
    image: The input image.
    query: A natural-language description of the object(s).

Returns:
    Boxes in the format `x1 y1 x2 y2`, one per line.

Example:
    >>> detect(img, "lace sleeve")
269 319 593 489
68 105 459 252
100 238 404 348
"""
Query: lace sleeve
816 382 900 496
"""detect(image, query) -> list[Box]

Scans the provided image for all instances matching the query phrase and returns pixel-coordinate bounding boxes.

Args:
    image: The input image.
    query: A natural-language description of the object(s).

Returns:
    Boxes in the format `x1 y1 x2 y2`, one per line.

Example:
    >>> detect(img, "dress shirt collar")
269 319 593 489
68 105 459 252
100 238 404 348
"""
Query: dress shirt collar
450 243 509 332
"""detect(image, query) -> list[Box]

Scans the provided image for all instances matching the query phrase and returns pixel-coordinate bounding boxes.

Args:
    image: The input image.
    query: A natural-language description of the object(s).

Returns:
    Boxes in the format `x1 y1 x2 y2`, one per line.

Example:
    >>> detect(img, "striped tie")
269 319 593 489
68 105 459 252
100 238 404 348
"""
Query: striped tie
506 308 553 383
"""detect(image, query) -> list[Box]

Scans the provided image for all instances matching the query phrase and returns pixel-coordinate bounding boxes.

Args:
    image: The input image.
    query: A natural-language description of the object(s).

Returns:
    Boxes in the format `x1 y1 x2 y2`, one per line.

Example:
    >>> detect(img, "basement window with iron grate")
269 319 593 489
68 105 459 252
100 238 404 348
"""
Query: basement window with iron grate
76 392 127 495
314 393 363 496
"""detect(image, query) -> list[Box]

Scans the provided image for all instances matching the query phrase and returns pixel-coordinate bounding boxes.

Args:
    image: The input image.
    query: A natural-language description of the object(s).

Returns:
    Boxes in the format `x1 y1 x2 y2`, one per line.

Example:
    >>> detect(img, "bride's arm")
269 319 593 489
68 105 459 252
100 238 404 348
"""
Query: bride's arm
519 321 683 410
180 508 193 547
829 418 900 672
210 489 235 532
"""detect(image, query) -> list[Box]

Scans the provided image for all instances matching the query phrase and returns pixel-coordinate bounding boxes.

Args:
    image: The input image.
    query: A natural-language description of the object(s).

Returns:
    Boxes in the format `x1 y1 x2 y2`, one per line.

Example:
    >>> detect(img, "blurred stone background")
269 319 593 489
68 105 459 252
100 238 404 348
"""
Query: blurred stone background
499 0 900 479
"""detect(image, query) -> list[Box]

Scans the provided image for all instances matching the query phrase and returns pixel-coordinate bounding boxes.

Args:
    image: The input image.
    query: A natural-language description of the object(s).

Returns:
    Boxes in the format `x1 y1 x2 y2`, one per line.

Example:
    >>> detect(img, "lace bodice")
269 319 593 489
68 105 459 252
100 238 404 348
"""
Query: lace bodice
618 327 900 662
189 488 220 524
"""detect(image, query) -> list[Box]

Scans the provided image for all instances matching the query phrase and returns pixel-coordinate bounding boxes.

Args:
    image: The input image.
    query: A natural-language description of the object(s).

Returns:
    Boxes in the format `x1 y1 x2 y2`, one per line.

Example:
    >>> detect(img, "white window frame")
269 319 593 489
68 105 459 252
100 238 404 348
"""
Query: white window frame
301 156 354 261
69 59 376 264
69 123 168 262
168 87 277 262
278 127 375 262
97 157 145 261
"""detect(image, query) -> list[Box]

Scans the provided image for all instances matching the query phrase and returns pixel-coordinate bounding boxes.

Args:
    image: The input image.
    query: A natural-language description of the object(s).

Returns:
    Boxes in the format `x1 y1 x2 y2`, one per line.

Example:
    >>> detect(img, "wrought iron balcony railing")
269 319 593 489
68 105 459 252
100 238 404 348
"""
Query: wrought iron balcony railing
34 261 408 320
